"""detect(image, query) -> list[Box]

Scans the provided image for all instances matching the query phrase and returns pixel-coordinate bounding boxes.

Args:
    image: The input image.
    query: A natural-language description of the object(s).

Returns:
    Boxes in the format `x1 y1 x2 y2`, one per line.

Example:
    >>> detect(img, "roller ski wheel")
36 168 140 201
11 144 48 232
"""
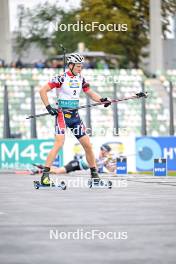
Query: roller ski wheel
99 179 105 186
60 181 67 190
108 180 112 189
88 179 93 188
33 181 40 189
99 179 112 188
88 179 112 189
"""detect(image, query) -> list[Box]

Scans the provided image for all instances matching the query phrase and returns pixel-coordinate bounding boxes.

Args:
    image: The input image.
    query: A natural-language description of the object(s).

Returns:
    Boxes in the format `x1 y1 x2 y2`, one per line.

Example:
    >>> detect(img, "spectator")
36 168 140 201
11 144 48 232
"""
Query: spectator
89 59 96 69
0 58 5 67
35 60 45 69
16 59 23 68
10 61 17 68
83 59 91 69
96 59 109 69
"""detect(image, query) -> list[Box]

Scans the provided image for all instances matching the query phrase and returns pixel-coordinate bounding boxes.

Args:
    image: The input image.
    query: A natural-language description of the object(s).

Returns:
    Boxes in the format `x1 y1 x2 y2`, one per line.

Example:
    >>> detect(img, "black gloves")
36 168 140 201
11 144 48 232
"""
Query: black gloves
100 98 111 107
136 92 148 98
46 105 58 116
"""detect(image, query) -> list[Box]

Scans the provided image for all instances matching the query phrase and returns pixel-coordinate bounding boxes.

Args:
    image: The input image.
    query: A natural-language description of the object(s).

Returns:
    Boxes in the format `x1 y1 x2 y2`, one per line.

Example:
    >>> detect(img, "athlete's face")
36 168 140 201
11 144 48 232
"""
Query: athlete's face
100 149 109 157
69 63 83 75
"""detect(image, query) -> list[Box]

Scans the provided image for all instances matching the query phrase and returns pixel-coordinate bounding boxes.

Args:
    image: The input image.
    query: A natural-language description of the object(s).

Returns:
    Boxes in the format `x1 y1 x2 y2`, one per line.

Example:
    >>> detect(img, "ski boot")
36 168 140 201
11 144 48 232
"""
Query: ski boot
41 167 52 186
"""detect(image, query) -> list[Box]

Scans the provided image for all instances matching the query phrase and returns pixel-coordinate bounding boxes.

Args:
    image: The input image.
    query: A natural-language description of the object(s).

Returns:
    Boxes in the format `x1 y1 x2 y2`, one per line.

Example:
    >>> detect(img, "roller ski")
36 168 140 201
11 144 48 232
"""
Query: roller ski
88 168 112 189
33 168 66 190
33 180 66 190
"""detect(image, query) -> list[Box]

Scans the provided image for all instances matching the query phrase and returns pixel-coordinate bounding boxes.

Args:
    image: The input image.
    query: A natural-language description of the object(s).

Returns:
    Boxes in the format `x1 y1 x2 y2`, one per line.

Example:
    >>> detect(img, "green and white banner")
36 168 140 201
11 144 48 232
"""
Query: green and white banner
0 139 63 169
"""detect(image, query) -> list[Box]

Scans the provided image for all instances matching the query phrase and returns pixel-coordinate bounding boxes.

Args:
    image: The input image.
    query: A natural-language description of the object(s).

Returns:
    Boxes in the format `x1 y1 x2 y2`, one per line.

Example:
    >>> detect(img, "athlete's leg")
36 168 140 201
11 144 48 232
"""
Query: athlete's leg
68 112 100 179
43 109 66 171
41 134 65 185
50 166 66 174
50 156 89 174
79 135 96 168
45 134 65 167
79 135 99 179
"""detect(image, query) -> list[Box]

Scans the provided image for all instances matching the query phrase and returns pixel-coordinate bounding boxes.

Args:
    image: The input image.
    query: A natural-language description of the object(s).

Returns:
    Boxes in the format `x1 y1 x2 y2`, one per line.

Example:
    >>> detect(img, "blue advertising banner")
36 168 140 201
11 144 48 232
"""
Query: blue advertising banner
153 158 167 176
0 139 63 169
116 157 127 175
136 137 176 171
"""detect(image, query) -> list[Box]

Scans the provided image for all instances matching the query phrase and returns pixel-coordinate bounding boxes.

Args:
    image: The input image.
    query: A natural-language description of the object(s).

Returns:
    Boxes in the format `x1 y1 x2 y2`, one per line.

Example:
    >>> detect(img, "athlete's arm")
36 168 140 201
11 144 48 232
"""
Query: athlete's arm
82 78 102 102
82 77 111 106
86 89 111 107
39 75 63 115
39 83 58 116
40 75 63 106
86 89 102 102
39 83 51 107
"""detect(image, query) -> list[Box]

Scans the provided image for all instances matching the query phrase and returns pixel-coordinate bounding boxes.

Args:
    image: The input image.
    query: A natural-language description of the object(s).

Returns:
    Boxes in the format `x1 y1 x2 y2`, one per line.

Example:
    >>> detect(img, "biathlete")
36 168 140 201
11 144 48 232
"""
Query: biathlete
39 53 111 185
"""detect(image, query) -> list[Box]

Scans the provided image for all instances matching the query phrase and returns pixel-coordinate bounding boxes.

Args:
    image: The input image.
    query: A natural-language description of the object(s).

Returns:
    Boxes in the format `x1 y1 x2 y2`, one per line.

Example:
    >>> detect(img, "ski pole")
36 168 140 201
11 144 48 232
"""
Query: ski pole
26 92 148 119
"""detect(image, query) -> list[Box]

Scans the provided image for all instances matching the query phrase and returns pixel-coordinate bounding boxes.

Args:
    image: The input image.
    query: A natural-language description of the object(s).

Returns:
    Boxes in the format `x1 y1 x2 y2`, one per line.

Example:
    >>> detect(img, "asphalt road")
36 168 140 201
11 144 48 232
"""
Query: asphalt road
0 172 176 264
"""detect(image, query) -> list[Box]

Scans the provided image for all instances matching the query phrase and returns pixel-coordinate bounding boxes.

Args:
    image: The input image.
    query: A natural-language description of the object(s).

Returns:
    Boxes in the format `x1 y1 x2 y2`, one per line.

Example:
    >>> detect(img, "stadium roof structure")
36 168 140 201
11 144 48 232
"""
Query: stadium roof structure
49 51 119 60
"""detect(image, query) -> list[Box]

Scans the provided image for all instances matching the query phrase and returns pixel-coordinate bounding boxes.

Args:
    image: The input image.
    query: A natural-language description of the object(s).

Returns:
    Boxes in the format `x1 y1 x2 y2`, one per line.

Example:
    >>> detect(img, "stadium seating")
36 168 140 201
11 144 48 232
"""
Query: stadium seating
0 68 175 138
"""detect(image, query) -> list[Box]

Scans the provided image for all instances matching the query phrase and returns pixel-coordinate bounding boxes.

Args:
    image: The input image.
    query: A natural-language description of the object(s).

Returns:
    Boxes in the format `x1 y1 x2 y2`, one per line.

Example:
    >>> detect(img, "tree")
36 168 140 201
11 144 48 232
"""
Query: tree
78 0 176 67
15 0 176 68
15 2 90 57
